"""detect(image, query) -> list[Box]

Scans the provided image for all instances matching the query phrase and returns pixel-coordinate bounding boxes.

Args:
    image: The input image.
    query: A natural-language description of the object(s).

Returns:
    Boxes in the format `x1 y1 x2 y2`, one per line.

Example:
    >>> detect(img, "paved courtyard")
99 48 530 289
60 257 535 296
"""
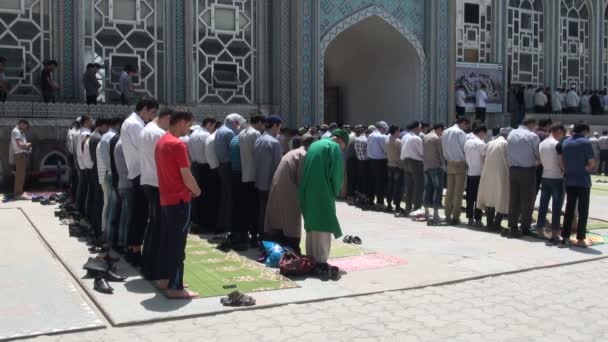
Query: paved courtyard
1 186 608 341
26 259 608 342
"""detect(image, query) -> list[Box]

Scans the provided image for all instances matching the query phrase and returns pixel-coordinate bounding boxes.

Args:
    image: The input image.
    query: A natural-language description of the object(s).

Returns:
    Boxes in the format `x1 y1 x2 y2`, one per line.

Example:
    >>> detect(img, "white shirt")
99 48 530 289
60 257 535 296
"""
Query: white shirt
120 112 145 180
580 95 591 114
400 132 423 161
95 142 106 184
475 89 487 108
464 135 486 176
552 92 563 112
140 121 165 187
76 128 91 170
442 124 467 162
205 131 219 169
66 127 77 154
9 126 29 165
534 91 547 107
525 88 535 109
456 90 466 107
239 126 261 183
566 91 579 108
539 136 562 179
82 136 94 170
188 127 211 164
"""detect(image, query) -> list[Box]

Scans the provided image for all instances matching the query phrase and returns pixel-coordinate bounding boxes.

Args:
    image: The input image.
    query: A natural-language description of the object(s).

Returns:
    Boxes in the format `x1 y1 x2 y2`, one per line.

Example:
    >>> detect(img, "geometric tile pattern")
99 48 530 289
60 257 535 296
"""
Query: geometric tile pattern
559 0 590 90
83 0 166 102
605 3 608 90
507 0 545 86
193 0 254 104
456 0 493 63
437 0 450 121
318 4 427 123
0 0 55 97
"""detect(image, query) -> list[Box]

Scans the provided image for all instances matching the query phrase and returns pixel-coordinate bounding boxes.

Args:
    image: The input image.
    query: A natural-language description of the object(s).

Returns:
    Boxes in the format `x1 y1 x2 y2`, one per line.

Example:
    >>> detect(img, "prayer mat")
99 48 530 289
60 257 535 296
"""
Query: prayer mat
183 235 298 298
582 231 608 246
329 253 407 272
299 234 374 259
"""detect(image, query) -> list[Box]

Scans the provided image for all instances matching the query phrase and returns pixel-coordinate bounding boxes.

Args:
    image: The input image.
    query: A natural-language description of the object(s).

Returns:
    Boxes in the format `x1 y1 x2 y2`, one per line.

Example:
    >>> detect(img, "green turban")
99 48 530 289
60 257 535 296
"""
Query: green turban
331 128 349 145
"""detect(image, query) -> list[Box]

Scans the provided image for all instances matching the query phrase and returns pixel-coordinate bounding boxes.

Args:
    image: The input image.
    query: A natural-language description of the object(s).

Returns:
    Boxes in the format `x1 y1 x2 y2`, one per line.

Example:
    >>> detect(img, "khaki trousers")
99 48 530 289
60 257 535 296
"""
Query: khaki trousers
305 231 332 264
445 161 466 220
14 153 28 196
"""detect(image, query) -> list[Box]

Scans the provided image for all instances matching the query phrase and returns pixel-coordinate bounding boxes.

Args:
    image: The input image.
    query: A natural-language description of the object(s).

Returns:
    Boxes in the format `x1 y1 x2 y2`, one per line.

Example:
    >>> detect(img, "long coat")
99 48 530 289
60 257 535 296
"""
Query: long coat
476 136 510 214
298 139 344 238
264 147 307 238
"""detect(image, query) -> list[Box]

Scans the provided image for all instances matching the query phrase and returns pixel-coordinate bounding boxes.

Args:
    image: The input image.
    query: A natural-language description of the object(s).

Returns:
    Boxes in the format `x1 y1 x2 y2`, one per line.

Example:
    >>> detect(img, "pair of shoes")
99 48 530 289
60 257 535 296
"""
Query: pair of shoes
94 277 114 294
342 235 362 245
314 263 330 281
88 269 127 282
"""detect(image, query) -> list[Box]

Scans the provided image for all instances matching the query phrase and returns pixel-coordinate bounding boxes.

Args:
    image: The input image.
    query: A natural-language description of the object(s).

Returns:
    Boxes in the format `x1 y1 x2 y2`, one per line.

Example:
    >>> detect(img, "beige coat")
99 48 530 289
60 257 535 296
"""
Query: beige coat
476 136 510 214
264 147 306 238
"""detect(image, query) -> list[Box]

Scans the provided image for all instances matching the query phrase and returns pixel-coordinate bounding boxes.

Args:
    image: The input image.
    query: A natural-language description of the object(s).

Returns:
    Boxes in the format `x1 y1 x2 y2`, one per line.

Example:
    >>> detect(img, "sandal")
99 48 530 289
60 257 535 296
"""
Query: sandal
351 236 362 245
342 235 353 244
220 291 256 306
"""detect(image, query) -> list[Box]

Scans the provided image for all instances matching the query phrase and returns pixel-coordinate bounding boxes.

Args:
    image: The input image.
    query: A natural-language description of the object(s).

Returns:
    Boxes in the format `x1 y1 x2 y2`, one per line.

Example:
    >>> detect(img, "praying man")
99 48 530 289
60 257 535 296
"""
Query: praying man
298 129 349 281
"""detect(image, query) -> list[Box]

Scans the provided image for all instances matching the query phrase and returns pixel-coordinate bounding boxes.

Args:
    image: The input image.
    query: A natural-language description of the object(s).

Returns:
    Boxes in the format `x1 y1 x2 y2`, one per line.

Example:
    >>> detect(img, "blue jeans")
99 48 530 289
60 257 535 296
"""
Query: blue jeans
424 168 444 209
118 187 134 248
537 178 563 232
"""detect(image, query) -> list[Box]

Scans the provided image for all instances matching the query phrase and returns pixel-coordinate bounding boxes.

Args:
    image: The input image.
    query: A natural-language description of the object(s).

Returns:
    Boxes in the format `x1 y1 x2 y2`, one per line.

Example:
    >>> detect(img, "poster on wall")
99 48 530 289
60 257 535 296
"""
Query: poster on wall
455 62 503 113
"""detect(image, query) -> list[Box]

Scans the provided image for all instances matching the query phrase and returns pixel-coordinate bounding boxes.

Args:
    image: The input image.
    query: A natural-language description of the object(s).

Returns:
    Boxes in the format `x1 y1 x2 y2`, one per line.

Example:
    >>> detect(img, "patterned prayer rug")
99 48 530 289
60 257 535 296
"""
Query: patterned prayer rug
328 253 407 272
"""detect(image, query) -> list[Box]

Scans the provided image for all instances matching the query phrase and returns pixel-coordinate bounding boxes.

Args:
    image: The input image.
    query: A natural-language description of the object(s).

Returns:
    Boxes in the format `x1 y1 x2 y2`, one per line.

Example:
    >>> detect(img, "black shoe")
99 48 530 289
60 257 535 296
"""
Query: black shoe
94 277 114 294
384 205 394 213
449 219 461 226
500 229 509 237
545 237 560 247
467 218 474 226
558 240 571 249
83 257 110 273
104 270 127 282
314 264 330 281
506 231 522 239
522 229 535 237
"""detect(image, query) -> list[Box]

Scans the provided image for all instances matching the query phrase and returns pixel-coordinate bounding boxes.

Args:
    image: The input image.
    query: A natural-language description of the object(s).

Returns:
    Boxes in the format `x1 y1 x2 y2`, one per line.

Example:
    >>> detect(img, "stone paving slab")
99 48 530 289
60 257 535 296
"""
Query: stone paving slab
13 195 608 327
0 208 104 340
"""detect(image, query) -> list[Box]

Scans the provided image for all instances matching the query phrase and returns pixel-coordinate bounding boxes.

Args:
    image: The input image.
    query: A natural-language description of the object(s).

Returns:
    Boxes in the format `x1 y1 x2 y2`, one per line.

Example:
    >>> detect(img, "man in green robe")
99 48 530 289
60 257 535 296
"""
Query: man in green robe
298 128 349 281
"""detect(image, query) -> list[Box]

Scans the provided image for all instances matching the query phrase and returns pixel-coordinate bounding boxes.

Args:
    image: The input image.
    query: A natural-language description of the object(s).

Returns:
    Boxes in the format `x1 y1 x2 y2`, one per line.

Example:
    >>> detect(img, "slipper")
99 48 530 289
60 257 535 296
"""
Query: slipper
221 291 255 306
342 235 353 244
351 236 362 245
412 216 427 222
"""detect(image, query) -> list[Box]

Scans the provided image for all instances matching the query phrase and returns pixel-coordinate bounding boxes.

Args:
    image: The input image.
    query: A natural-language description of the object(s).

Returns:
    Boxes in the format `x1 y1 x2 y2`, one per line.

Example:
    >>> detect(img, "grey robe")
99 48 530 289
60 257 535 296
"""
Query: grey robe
264 147 306 238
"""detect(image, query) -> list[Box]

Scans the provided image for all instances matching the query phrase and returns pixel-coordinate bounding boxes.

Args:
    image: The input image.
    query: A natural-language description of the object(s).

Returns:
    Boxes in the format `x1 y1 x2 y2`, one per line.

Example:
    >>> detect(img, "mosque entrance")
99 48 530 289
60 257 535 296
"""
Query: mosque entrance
323 15 422 127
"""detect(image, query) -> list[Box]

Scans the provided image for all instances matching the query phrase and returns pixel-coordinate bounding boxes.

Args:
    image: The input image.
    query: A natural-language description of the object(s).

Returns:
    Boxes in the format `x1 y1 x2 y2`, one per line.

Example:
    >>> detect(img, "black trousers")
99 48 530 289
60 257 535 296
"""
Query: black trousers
120 93 129 105
216 162 233 232
356 160 370 197
257 190 269 238
68 154 78 201
535 165 543 196
190 163 204 226
346 157 358 197
199 165 220 230
404 159 424 212
86 169 101 236
231 172 246 237
475 107 486 122
465 175 483 220
508 167 537 232
76 168 87 214
86 95 98 105
127 176 148 247
386 166 404 208
562 186 590 241
241 181 259 236
369 159 387 205
600 150 608 176
141 185 167 280
456 106 465 118
162 201 191 291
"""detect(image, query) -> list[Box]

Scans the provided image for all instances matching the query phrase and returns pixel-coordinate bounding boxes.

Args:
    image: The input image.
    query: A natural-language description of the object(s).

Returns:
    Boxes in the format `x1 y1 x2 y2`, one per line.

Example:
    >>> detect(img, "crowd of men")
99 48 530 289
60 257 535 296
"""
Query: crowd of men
7 94 607 296
344 116 602 248
513 85 608 116
59 97 352 296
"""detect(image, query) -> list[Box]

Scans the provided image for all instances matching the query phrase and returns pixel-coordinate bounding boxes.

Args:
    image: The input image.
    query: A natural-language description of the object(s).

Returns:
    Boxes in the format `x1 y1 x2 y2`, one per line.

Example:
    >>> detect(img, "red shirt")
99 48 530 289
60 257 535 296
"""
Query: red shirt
155 132 192 206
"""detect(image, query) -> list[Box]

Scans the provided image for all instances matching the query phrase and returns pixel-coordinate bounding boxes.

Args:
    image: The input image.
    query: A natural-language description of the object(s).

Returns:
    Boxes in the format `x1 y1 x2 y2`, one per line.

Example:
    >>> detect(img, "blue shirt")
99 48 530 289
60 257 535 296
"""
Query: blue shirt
215 125 236 163
230 135 241 172
367 131 387 160
562 134 594 187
